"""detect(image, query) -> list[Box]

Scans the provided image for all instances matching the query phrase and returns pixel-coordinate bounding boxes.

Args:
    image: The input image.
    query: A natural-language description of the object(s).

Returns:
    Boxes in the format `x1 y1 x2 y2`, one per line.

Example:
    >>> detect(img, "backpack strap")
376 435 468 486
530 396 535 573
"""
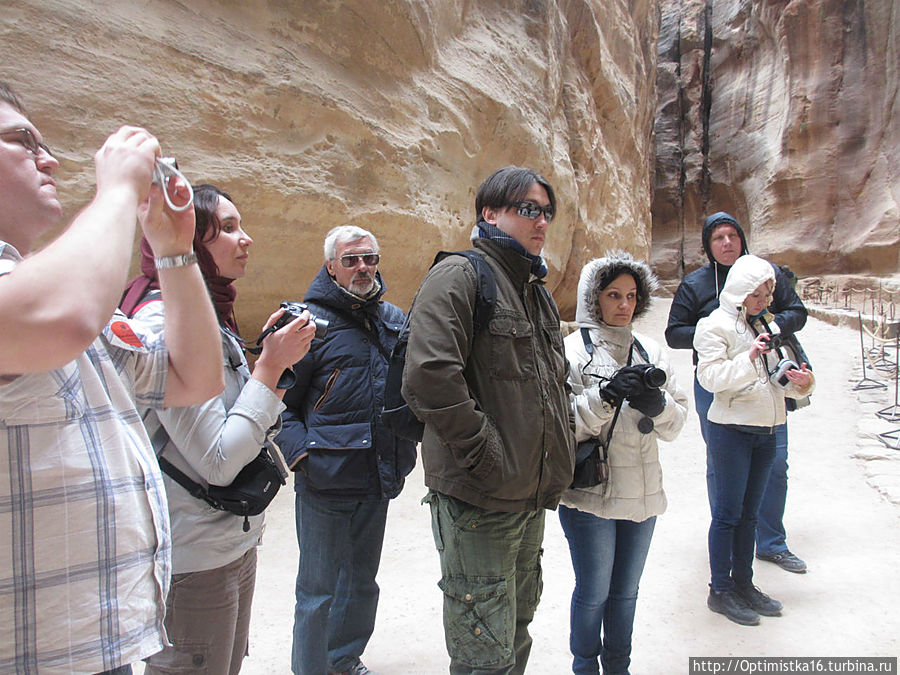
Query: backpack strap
432 249 497 335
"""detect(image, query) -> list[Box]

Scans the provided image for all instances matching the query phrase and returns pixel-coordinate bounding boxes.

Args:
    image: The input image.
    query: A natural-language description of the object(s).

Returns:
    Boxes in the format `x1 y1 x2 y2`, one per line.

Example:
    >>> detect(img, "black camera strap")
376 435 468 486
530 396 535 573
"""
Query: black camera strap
578 327 649 459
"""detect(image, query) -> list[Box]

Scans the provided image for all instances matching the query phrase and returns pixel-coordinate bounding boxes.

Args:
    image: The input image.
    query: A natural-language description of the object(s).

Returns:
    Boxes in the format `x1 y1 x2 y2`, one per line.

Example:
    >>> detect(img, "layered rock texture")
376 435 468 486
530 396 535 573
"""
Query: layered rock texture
653 0 900 289
2 0 658 328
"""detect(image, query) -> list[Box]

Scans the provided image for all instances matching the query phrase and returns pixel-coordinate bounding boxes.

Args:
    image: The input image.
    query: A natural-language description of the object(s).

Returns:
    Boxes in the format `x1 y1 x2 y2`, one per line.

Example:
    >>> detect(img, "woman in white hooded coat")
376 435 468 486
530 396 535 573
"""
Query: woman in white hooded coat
559 252 688 675
694 254 813 627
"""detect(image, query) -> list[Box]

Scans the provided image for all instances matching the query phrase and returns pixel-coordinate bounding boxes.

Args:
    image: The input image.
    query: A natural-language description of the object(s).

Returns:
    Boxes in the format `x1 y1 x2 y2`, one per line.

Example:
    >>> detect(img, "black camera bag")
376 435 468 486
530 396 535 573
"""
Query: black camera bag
571 437 610 489
158 449 285 532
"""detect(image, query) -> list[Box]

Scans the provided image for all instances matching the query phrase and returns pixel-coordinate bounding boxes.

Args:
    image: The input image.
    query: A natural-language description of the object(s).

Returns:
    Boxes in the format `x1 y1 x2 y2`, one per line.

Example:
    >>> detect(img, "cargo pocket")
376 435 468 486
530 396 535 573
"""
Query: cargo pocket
487 313 535 381
422 490 444 552
438 576 513 669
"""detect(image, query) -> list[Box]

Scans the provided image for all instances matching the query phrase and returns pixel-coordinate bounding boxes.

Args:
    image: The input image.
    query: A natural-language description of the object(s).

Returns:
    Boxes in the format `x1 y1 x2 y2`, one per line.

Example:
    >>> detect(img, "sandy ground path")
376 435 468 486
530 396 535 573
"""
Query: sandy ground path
164 299 900 674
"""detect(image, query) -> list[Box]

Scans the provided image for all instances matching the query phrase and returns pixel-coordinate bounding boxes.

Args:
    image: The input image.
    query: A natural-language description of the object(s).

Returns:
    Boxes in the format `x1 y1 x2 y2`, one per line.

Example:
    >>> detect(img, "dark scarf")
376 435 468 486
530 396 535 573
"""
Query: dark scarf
120 236 239 334
474 219 548 279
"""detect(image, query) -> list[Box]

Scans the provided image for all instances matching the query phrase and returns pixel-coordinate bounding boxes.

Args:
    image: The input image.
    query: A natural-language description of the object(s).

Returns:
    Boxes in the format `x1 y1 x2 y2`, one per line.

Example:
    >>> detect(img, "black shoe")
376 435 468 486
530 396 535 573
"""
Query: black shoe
707 589 760 626
735 583 783 616
756 549 807 573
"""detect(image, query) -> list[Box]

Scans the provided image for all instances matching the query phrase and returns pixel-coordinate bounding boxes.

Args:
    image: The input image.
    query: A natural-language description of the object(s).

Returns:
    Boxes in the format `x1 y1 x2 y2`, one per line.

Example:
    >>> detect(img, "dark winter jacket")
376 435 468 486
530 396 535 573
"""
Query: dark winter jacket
665 212 807 364
401 238 576 513
276 266 416 500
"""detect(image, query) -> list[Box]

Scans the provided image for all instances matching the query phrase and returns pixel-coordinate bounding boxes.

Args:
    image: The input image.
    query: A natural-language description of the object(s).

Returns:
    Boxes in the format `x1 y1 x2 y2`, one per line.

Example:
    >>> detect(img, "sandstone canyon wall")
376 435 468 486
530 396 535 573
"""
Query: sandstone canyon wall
2 0 659 328
653 0 900 289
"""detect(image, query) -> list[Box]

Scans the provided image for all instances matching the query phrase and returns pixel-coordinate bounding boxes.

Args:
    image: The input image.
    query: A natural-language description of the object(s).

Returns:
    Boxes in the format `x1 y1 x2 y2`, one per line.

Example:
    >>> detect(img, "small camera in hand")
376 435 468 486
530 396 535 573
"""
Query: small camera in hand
274 302 329 341
151 157 178 186
762 333 784 351
770 358 799 387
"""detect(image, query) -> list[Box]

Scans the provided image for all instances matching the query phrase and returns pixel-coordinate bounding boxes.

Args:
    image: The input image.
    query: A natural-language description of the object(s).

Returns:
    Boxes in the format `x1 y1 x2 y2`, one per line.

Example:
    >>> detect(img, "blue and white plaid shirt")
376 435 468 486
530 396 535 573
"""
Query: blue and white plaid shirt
0 242 171 674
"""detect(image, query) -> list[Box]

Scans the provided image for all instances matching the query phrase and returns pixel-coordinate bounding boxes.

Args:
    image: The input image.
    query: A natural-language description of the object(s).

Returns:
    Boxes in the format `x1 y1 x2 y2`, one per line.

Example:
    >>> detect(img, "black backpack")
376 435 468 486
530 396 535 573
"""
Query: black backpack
380 250 497 442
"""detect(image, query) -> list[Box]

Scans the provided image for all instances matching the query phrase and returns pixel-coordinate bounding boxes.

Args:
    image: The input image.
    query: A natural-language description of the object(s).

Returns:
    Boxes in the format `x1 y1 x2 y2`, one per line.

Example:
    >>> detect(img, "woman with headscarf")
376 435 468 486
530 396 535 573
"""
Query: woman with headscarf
120 184 317 674
559 251 688 675
694 254 813 626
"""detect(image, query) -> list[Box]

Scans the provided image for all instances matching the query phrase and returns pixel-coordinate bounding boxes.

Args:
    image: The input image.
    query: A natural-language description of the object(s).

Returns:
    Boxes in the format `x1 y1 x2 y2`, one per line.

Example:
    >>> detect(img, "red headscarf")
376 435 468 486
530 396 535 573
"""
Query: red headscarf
120 232 239 334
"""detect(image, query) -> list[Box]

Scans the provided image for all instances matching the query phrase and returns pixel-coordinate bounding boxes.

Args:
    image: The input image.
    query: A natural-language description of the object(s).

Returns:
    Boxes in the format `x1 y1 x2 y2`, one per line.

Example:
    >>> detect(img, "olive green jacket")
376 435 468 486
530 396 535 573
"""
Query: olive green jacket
402 238 575 512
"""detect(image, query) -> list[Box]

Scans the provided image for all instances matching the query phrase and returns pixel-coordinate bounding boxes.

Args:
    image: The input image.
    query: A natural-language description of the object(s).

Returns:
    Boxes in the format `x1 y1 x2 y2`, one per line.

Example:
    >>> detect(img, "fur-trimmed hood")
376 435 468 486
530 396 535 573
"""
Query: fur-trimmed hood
575 251 659 327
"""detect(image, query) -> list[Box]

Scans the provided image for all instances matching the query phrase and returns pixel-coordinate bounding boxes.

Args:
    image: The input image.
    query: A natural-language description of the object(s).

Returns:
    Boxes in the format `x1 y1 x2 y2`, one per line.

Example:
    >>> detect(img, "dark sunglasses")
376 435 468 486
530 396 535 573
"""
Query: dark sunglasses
510 201 554 222
0 127 52 158
339 253 380 268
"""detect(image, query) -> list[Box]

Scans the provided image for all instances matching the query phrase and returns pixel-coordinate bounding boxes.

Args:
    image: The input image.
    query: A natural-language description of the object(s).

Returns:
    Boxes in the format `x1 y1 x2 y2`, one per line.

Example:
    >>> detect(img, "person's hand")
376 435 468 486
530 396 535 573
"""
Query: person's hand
600 366 647 406
138 169 195 258
255 308 317 373
785 362 813 390
93 126 159 206
749 333 771 360
628 387 666 417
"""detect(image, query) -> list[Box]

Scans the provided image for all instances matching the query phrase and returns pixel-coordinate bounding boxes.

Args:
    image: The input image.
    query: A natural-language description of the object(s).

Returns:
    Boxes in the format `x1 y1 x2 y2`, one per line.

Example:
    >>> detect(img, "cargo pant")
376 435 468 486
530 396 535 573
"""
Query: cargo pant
424 490 545 675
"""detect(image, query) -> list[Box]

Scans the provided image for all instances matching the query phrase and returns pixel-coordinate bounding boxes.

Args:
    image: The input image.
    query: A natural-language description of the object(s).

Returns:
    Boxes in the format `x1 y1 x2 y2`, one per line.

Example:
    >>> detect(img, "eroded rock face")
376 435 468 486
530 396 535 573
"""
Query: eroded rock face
2 0 658 327
653 0 899 287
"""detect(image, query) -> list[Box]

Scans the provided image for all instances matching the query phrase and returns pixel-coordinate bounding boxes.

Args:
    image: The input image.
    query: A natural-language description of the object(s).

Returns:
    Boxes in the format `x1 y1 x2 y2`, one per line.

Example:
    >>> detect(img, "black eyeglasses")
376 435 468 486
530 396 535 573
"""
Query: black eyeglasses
339 253 380 268
510 201 554 222
0 127 52 158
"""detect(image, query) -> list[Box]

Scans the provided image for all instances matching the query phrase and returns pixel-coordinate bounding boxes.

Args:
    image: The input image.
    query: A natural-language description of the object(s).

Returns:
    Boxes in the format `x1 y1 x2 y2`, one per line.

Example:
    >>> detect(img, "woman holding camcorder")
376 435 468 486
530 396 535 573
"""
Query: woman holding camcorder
559 252 688 675
694 254 814 627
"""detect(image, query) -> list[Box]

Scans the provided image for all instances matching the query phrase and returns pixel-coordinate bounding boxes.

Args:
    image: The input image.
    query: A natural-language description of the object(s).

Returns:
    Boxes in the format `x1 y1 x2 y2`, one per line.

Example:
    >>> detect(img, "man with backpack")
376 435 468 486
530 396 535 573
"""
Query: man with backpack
276 225 416 675
402 166 575 674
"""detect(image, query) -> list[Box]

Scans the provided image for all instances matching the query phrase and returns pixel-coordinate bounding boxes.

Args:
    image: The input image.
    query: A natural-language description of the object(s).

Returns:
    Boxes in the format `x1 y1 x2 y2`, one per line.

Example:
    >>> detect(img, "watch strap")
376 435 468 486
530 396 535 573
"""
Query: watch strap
154 252 198 270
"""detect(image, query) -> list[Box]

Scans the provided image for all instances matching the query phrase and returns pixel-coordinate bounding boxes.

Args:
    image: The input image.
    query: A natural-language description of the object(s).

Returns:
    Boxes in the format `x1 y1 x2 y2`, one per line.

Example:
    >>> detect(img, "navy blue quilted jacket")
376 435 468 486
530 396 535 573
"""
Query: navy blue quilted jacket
276 265 416 500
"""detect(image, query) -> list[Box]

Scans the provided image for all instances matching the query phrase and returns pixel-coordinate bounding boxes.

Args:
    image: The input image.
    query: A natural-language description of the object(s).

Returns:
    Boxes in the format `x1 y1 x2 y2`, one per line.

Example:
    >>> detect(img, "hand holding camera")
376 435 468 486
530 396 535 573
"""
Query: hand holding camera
249 302 330 389
628 387 666 418
600 366 647 407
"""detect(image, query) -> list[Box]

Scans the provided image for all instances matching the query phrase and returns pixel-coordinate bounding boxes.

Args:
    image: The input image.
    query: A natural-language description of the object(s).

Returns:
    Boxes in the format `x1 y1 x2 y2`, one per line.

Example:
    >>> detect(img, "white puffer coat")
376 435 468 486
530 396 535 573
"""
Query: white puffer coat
561 254 688 522
693 255 815 429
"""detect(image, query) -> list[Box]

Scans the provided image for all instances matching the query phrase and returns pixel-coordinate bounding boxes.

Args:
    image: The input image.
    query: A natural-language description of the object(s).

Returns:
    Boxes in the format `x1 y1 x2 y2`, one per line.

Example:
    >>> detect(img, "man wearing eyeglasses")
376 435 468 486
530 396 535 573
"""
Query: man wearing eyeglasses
0 82 223 674
277 225 416 675
402 166 576 674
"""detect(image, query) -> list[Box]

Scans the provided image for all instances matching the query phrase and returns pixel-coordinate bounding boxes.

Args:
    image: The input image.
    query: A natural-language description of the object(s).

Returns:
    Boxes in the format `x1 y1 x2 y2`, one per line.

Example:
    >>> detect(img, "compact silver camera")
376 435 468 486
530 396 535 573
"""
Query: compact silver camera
770 358 799 387
152 157 178 186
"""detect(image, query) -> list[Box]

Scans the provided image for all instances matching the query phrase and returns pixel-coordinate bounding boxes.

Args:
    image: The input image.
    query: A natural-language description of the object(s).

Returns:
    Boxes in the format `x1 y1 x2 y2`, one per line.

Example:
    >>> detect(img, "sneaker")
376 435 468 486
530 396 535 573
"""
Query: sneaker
329 662 373 675
707 589 760 626
756 549 807 573
735 583 783 616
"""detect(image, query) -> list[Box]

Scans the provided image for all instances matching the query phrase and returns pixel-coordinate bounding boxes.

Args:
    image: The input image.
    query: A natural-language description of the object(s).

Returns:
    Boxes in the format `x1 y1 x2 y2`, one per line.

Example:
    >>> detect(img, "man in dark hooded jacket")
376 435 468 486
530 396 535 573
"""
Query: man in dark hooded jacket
666 212 809 574
277 225 416 675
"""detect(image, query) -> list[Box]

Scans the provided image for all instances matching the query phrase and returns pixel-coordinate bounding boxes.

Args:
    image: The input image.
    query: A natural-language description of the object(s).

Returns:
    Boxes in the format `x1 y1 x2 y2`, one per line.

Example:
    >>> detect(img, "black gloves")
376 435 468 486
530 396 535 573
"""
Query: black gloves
599 365 647 407
600 364 667 418
628 387 666 417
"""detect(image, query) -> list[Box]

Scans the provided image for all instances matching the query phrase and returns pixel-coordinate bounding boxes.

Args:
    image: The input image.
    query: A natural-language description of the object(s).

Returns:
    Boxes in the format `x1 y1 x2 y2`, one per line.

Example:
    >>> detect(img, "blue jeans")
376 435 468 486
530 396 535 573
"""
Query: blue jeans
558 506 656 675
707 423 776 592
695 375 791 555
292 491 389 675
424 491 545 675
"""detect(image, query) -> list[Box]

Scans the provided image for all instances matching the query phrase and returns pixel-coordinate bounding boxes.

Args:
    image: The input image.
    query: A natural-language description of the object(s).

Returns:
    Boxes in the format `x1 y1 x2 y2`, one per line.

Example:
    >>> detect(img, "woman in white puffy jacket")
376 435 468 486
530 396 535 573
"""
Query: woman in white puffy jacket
694 254 814 627
560 252 688 675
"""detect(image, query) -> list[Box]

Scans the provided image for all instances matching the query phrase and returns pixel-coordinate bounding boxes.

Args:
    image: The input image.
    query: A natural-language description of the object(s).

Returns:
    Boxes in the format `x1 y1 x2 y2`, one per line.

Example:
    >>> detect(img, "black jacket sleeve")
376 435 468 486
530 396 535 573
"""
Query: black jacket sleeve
769 265 807 337
665 279 700 350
